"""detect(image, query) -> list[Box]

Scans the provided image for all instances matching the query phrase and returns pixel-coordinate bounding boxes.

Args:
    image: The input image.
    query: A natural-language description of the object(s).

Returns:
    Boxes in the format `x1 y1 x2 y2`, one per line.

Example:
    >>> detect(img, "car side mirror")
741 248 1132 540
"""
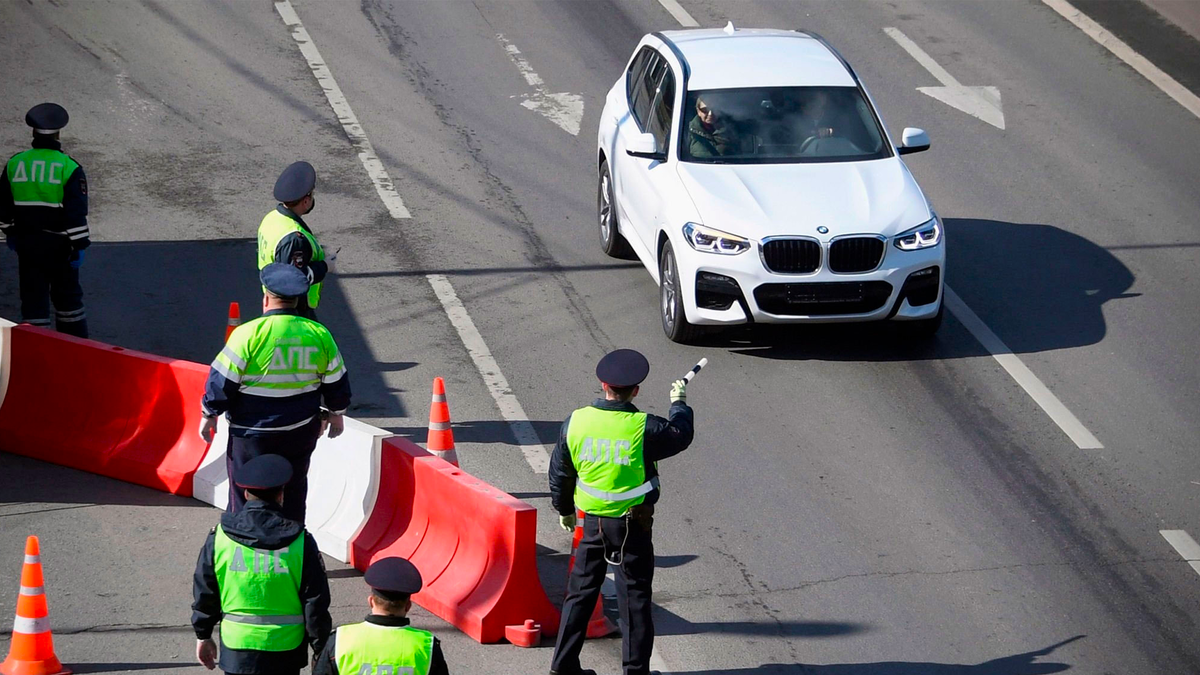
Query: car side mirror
897 127 930 155
627 132 666 161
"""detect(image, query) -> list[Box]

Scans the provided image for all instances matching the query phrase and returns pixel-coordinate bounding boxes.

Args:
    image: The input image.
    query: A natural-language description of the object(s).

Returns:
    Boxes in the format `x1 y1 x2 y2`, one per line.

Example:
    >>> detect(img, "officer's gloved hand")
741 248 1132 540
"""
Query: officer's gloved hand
68 249 85 269
670 379 687 404
558 513 576 532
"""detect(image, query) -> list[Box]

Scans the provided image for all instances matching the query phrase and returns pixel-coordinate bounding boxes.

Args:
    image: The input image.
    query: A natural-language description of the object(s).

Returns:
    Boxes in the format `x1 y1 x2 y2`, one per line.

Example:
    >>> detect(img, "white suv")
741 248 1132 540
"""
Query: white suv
597 26 944 343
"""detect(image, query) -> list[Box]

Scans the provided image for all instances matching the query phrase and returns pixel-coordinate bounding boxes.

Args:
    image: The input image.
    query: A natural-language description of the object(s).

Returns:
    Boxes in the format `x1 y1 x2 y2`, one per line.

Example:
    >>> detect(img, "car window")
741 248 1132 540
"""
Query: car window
630 52 666 130
648 68 675 154
626 49 652 101
680 86 892 164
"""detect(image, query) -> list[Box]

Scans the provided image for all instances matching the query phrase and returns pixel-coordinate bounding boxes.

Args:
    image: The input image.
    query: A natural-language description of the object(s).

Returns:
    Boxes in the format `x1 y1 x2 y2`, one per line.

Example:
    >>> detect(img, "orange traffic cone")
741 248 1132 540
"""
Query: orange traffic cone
427 377 459 467
1 536 69 675
565 510 618 639
224 302 241 342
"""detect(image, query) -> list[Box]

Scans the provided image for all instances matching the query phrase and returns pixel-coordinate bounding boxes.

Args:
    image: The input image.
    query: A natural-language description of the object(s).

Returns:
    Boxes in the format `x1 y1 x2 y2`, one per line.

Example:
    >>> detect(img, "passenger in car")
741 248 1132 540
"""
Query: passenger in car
687 95 742 158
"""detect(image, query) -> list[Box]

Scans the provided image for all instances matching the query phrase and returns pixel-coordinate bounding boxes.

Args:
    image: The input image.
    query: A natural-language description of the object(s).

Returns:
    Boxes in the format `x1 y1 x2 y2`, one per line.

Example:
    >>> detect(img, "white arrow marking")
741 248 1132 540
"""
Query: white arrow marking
497 34 584 136
884 27 1005 130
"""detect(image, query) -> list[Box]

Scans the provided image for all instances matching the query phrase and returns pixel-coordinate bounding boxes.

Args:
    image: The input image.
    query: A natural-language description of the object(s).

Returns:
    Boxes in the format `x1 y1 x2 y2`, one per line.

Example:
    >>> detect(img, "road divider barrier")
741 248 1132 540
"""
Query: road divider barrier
0 317 15 411
0 325 209 495
350 436 560 643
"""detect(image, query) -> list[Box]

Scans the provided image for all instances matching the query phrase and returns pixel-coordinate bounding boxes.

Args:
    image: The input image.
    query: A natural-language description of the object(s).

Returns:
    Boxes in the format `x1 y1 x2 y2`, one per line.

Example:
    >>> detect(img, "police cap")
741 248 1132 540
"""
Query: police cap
595 349 650 387
273 161 316 203
260 262 310 299
364 557 423 597
234 454 293 490
25 103 69 134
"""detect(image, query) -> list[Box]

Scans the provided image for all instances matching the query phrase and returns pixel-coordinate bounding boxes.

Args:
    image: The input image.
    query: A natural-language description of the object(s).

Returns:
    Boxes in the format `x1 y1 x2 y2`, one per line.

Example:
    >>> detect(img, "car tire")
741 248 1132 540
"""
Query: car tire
598 160 635 259
900 298 944 338
660 240 703 344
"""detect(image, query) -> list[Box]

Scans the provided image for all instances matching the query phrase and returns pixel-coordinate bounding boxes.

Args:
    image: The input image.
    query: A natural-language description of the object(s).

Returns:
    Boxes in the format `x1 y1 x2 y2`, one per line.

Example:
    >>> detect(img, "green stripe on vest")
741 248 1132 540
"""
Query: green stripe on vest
567 406 649 517
257 209 324 308
6 149 79 207
335 622 434 675
213 525 305 651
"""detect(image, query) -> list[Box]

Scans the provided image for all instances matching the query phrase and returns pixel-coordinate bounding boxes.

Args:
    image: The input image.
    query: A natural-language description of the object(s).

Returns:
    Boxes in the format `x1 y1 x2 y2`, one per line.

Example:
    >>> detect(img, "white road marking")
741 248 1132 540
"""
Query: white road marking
884 27 1005 130
1160 530 1200 576
426 275 552 473
943 286 1103 450
656 0 699 27
496 34 584 136
1041 0 1200 121
275 1 411 218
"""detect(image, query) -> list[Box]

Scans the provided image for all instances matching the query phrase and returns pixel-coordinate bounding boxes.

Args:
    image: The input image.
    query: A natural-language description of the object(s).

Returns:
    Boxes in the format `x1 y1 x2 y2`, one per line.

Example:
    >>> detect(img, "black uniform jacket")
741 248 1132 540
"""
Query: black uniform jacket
312 615 449 675
192 501 332 673
271 205 328 285
550 398 695 517
0 137 89 250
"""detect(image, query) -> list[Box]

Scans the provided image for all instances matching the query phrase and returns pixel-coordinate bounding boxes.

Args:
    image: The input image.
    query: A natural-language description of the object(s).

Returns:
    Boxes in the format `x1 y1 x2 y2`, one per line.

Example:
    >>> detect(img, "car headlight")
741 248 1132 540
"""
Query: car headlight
893 216 942 251
683 223 750 255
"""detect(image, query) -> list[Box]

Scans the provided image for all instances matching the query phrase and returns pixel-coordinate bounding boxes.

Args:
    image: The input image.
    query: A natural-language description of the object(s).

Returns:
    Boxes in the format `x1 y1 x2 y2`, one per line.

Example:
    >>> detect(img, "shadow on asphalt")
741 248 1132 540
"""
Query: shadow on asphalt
654 604 866 638
71 664 194 673
0 453 205 508
671 635 1084 674
382 419 562 446
708 219 1134 361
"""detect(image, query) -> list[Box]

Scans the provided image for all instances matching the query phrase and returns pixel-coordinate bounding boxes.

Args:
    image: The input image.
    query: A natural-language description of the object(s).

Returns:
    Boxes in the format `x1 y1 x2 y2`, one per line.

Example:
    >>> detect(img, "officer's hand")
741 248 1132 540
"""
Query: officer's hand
670 379 687 404
198 415 218 444
326 413 345 439
68 249 85 269
325 250 338 275
558 513 576 532
196 638 217 670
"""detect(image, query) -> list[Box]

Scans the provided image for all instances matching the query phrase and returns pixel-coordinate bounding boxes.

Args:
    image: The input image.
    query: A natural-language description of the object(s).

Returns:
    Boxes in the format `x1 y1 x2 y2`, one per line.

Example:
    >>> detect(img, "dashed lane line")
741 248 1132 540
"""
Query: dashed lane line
1160 530 1200 576
655 0 699 28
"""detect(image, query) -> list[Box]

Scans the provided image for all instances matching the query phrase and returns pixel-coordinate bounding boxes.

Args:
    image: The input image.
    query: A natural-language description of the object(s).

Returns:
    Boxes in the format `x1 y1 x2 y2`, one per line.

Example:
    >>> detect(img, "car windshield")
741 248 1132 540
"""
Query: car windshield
680 86 891 164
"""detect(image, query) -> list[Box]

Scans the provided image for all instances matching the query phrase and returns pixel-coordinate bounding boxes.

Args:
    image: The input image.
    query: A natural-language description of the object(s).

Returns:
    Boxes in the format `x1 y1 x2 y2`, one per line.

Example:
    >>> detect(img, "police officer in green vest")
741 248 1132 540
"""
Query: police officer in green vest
192 454 332 675
257 161 332 320
199 263 352 523
0 103 90 337
313 557 450 675
549 349 695 675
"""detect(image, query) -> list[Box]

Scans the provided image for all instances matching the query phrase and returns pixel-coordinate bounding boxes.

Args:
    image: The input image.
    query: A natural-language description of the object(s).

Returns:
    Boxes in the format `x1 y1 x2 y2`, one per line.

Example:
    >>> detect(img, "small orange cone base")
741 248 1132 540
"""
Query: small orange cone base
2 536 70 675
1 645 69 675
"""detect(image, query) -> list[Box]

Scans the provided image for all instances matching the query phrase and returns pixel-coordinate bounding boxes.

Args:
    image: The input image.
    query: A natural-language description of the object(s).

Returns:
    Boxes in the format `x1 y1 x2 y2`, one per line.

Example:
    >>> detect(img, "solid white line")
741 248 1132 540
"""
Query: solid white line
943 286 1104 450
656 0 699 27
274 1 411 218
426 274 552 473
883 27 960 87
1161 530 1200 560
1041 0 1200 120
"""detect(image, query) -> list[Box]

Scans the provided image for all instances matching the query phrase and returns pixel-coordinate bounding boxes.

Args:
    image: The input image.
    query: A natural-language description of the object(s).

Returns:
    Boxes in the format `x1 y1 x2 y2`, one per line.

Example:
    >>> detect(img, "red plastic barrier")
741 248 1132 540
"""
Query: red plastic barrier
350 437 560 643
0 325 210 496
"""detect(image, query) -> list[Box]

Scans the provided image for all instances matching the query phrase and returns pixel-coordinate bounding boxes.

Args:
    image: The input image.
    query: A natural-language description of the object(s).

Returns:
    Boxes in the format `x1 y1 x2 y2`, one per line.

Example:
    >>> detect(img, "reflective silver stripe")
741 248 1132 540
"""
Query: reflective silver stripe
428 421 450 431
228 415 316 432
211 358 242 384
56 307 86 317
326 354 343 372
56 311 86 323
431 394 446 403
24 554 40 564
321 367 345 384
220 347 248 370
65 226 88 234
577 476 660 502
240 382 321 397
13 201 62 208
13 615 50 634
20 586 44 596
25 319 52 327
68 231 88 240
248 372 318 384
224 613 303 625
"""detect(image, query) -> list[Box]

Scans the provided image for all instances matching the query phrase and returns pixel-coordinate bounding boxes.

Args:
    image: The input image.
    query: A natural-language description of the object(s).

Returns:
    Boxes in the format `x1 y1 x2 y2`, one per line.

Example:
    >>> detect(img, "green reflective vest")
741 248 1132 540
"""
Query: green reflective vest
567 406 656 517
334 622 433 675
5 148 79 208
213 525 305 651
257 209 324 309
214 313 345 403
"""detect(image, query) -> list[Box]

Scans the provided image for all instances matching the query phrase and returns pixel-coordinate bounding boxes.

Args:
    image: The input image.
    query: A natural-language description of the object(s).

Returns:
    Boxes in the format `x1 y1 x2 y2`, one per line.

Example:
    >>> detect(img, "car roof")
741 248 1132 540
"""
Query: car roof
656 28 857 90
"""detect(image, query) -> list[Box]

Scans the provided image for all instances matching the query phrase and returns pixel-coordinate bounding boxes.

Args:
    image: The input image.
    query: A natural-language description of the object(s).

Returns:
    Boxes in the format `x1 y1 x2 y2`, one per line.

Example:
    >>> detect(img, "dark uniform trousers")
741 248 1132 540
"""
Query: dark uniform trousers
13 230 86 337
553 507 655 675
226 417 322 523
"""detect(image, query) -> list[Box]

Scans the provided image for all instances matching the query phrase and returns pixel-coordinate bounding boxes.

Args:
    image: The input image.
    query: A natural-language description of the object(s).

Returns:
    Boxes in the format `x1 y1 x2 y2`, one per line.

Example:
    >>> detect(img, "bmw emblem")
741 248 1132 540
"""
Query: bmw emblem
817 226 829 234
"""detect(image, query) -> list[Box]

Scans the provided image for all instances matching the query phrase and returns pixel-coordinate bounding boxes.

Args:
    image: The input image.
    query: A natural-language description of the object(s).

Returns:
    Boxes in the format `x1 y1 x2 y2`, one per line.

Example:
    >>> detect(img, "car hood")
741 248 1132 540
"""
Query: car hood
675 158 931 240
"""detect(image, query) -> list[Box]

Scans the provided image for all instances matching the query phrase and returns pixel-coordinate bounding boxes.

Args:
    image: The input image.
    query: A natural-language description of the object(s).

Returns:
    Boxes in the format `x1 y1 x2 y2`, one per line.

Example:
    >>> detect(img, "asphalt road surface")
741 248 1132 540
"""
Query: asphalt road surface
2 1 1199 673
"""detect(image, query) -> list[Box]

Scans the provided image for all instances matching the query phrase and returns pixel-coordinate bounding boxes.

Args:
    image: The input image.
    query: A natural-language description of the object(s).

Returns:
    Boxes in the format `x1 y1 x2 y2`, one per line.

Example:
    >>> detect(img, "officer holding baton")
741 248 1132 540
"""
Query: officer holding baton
548 349 697 675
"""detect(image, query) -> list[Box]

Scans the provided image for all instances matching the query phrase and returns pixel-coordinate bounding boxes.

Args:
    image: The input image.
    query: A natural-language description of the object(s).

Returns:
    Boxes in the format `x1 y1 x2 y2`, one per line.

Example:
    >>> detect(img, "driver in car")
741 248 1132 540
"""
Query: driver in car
796 89 840 142
688 95 742 158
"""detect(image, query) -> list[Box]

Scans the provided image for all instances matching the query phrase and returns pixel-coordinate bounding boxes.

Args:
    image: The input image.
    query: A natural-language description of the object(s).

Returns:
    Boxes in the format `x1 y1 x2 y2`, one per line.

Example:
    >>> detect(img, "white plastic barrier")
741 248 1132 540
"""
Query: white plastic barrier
188 415 391 563
0 317 15 411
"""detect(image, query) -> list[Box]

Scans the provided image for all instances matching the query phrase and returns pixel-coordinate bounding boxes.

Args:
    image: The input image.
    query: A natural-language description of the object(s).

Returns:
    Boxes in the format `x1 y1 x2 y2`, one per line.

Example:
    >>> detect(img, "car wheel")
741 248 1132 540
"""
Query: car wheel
660 240 703 344
901 299 944 338
598 160 634 259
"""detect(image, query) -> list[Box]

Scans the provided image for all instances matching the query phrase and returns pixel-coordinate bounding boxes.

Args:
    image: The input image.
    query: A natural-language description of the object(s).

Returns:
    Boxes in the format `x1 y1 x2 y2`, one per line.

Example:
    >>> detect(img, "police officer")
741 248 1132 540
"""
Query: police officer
313 557 450 675
0 103 90 337
548 349 695 675
199 263 352 523
257 161 332 320
192 454 332 675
